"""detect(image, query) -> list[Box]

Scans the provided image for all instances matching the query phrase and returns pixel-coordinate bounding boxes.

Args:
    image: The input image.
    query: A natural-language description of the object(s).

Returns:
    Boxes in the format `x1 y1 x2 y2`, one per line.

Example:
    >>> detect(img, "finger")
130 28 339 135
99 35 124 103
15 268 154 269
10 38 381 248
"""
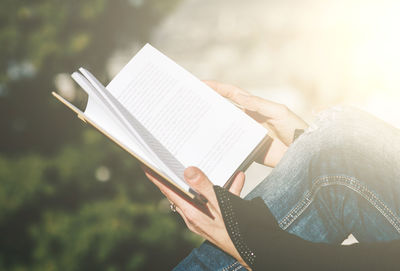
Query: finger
263 138 288 167
166 199 201 235
203 80 249 99
175 206 201 235
142 168 177 199
183 167 215 199
203 80 286 119
142 165 172 191
141 164 162 183
228 171 245 196
143 169 162 187
144 166 215 219
145 169 200 213
235 94 285 119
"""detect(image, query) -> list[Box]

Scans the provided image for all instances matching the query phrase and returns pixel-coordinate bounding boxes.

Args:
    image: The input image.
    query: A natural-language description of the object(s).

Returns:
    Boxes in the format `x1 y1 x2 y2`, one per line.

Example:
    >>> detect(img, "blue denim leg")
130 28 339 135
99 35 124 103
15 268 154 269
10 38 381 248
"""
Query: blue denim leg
174 241 244 271
247 107 400 243
174 107 400 270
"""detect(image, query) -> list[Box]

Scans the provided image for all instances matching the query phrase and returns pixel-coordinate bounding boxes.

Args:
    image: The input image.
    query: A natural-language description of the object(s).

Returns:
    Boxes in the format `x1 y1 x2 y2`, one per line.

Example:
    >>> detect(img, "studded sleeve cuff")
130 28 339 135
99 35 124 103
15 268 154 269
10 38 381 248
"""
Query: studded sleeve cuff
213 186 282 269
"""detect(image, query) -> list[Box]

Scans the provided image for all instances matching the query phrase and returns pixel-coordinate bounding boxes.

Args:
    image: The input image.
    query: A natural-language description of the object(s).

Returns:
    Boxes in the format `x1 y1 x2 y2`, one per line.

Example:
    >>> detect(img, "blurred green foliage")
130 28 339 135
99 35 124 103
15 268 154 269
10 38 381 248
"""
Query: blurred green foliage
0 0 202 270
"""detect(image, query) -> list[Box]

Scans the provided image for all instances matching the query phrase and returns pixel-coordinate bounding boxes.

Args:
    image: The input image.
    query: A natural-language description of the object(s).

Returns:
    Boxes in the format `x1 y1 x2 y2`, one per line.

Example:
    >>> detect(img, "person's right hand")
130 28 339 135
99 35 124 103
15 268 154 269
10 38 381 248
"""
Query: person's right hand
204 81 308 167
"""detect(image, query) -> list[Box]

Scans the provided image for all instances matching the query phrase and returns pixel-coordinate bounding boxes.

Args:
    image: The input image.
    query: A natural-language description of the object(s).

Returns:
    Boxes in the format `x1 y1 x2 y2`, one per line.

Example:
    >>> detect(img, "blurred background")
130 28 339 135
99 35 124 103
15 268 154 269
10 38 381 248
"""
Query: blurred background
1 0 399 270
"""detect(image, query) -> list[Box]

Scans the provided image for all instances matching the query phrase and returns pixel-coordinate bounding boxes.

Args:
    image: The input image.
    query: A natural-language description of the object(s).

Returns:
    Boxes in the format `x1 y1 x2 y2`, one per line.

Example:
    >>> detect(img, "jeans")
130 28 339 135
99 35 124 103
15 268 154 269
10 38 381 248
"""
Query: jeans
174 107 400 271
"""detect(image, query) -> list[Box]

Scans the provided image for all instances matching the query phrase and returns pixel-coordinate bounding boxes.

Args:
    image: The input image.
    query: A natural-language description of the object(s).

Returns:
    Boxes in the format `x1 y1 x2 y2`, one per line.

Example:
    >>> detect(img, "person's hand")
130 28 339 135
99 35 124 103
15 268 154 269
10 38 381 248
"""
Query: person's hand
204 81 308 167
143 166 251 270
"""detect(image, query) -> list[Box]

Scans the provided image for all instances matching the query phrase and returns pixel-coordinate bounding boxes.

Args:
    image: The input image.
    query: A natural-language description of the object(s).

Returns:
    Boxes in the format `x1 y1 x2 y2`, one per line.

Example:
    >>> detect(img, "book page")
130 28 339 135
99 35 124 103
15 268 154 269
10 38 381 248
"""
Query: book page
107 44 268 187
79 68 186 179
76 72 191 191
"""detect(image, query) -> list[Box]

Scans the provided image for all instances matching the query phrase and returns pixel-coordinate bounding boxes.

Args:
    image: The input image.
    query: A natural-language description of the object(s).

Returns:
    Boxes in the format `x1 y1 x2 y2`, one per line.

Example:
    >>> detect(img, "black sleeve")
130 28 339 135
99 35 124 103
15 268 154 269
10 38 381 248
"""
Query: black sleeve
213 186 400 271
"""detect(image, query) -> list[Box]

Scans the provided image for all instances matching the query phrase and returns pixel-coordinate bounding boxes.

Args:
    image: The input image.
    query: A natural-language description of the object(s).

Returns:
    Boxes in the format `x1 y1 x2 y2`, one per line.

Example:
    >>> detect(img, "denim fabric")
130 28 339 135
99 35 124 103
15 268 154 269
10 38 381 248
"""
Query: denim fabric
174 107 400 271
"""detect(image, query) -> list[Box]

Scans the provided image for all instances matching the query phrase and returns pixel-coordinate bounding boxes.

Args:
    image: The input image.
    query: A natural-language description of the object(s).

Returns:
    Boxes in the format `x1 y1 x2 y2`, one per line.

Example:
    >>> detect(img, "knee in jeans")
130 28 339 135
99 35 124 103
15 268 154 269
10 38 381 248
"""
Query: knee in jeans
308 106 358 133
302 106 369 150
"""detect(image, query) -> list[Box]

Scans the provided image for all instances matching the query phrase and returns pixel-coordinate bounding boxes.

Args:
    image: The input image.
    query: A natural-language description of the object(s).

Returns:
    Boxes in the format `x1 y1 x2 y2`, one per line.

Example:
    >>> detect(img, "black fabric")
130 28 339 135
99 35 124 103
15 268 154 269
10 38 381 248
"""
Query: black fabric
214 186 400 271
292 128 305 143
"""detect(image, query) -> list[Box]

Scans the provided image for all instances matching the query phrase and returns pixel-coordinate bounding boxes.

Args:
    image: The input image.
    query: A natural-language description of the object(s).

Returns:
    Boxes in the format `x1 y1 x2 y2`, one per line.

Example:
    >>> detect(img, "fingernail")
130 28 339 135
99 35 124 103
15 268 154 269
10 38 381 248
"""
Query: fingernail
184 167 199 181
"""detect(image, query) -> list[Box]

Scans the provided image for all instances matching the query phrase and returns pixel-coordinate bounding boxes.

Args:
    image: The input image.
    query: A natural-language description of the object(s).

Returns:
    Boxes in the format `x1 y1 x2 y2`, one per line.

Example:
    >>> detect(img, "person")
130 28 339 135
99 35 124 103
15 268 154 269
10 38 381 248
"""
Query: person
143 81 400 271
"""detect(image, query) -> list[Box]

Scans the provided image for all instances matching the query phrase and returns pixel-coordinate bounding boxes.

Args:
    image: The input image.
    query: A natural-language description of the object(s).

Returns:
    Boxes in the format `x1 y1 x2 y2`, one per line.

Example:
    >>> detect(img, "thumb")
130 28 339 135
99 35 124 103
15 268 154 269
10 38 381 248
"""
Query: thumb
184 167 214 197
228 171 245 196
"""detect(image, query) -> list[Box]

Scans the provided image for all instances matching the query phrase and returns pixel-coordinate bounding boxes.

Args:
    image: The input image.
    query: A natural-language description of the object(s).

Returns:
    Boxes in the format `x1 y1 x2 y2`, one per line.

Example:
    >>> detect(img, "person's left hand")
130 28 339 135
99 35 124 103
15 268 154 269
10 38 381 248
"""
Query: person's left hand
143 166 250 270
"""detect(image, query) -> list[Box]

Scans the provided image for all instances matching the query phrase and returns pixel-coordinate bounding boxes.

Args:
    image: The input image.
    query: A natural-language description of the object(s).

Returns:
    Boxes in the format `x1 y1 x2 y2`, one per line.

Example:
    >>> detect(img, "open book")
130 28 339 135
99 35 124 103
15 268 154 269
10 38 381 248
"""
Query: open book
53 44 270 205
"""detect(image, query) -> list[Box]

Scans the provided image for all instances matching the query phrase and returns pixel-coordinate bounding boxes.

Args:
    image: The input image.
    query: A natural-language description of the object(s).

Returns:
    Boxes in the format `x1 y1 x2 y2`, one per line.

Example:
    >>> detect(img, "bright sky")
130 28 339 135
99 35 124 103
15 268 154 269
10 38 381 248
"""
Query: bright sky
150 0 400 127
57 0 400 127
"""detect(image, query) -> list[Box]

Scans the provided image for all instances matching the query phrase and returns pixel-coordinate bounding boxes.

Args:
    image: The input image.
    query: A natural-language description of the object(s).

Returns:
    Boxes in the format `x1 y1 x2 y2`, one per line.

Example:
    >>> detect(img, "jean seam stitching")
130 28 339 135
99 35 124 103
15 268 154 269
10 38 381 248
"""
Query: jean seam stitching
278 175 400 234
221 261 240 271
